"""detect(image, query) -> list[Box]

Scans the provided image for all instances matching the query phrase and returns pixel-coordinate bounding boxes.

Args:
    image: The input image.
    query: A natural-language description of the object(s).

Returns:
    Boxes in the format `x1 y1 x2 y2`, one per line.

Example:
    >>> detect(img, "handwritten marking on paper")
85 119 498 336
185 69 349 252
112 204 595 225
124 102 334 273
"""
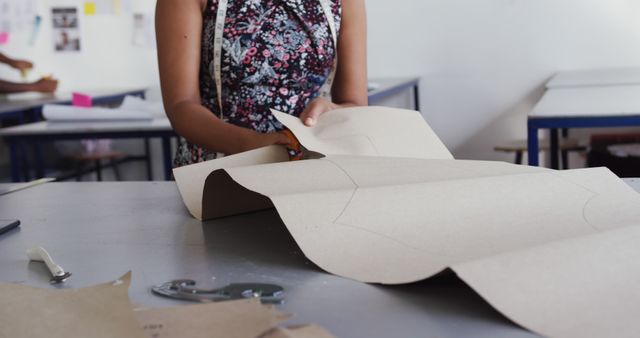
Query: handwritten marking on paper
142 323 164 338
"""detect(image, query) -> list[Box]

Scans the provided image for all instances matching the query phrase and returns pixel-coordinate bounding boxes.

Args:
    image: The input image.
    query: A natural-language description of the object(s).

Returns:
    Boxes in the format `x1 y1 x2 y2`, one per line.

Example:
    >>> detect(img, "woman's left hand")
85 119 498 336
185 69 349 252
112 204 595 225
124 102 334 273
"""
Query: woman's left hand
299 97 337 127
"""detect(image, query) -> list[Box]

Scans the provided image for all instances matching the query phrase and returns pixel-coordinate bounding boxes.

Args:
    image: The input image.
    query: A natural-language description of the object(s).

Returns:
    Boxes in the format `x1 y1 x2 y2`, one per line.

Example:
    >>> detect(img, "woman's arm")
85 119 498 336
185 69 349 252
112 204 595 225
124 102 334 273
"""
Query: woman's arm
300 0 368 126
156 0 287 155
0 78 58 94
0 53 33 71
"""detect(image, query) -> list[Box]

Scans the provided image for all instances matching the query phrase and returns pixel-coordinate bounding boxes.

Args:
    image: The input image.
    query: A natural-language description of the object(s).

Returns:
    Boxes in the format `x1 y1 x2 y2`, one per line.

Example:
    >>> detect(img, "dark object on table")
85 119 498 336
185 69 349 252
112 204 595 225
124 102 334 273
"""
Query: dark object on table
587 133 640 178
0 219 20 236
152 280 284 304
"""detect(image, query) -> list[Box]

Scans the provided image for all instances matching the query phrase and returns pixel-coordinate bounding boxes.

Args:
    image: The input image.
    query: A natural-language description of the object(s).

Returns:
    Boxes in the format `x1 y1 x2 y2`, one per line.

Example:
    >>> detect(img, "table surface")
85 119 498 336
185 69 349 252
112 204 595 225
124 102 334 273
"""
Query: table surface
0 181 548 338
530 85 640 118
0 118 172 137
546 68 640 89
0 87 148 115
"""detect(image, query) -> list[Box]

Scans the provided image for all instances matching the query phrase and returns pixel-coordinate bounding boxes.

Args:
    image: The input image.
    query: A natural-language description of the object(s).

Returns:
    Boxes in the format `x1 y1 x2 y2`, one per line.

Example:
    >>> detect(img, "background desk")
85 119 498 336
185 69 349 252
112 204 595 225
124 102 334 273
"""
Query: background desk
0 88 147 123
528 85 640 167
0 119 176 182
546 68 640 89
368 77 420 111
1 78 421 182
0 181 540 338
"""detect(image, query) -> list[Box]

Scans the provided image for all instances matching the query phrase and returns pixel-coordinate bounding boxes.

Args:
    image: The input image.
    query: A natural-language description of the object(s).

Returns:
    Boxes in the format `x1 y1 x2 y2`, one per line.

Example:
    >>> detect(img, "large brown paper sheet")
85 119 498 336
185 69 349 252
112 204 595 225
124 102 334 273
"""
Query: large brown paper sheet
173 106 640 338
135 299 290 338
0 272 146 338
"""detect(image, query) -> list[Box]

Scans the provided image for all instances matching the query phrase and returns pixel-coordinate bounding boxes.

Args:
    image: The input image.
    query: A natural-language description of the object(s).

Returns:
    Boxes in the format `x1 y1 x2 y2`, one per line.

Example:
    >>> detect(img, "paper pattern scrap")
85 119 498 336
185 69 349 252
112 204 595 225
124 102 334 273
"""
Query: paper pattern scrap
135 299 290 338
0 272 145 338
0 31 7 44
173 106 640 338
261 325 336 338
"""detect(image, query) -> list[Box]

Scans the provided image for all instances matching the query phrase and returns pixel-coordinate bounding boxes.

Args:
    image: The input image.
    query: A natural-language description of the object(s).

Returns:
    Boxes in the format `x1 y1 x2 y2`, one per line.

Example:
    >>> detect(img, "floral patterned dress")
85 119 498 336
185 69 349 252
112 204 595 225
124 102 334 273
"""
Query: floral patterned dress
173 0 342 167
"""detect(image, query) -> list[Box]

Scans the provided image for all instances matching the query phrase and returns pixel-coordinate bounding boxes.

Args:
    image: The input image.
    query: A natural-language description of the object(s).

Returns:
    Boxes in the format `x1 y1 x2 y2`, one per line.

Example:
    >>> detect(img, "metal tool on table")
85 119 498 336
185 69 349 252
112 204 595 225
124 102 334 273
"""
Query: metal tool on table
152 279 285 304
26 246 72 284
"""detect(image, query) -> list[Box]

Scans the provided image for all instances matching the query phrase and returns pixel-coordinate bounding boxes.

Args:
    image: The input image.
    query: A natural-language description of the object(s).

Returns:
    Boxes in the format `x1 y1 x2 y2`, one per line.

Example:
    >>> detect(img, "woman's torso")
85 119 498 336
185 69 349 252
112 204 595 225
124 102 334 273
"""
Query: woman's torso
174 0 341 167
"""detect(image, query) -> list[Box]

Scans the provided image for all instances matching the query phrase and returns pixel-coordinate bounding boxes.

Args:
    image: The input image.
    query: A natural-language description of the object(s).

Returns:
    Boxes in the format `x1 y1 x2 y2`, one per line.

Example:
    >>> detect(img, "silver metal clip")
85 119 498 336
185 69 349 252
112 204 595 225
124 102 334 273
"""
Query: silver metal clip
151 279 284 304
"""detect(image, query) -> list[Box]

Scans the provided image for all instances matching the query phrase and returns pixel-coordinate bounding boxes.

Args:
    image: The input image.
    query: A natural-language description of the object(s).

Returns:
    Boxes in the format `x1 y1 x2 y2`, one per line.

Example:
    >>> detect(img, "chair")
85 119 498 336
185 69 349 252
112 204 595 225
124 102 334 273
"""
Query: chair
494 138 586 169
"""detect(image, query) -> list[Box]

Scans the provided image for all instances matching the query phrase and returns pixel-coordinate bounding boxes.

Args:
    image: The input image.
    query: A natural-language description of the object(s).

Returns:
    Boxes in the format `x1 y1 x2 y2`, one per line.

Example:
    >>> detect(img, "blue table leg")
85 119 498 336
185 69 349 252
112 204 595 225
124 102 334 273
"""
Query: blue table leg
527 123 540 166
550 129 559 170
162 136 172 181
8 139 21 182
413 84 421 111
144 138 152 181
34 141 45 178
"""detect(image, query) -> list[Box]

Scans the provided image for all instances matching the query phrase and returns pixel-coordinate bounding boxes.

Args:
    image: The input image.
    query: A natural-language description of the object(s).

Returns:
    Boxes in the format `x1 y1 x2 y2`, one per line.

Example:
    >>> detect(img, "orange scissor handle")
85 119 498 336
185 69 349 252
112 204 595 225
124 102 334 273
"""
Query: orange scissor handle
280 129 304 161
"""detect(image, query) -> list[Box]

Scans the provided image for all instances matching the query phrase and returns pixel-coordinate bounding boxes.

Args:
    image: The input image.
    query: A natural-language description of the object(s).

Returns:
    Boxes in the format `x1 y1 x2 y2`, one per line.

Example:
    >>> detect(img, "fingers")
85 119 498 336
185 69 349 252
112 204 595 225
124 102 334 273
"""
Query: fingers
300 98 330 127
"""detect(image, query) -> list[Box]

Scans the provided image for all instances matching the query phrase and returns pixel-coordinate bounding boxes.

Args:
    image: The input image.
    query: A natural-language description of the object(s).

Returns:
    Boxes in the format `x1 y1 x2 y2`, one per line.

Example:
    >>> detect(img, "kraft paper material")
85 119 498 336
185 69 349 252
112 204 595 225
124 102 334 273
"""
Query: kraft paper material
135 299 290 338
173 106 640 338
0 272 145 338
0 274 333 338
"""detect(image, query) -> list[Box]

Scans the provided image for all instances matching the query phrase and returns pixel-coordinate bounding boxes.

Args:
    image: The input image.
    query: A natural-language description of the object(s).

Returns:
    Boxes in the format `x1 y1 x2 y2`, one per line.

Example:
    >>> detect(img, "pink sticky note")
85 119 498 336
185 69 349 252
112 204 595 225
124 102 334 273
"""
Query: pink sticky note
72 92 93 107
0 32 9 45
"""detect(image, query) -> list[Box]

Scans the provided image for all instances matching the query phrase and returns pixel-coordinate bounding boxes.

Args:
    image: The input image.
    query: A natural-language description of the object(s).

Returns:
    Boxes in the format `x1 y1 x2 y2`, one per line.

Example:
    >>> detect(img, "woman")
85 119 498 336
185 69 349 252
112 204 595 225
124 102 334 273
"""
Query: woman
156 0 367 167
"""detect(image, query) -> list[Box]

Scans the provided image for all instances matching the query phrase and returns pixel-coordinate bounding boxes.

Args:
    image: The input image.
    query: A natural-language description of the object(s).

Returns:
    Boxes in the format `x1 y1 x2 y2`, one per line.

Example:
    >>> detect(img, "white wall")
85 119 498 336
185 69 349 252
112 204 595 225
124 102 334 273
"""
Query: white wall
0 0 158 92
366 0 640 162
3 0 640 167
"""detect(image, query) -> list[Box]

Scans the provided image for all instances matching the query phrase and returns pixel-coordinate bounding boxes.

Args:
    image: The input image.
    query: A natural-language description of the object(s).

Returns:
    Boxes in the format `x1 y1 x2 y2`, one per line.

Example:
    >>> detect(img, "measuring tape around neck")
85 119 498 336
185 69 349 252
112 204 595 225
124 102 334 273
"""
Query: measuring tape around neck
213 0 338 119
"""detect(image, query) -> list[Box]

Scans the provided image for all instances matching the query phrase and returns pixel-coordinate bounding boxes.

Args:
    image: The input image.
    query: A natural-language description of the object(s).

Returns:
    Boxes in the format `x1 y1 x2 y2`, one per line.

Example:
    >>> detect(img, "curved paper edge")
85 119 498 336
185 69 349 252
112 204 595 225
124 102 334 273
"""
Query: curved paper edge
201 170 276 220
173 146 289 220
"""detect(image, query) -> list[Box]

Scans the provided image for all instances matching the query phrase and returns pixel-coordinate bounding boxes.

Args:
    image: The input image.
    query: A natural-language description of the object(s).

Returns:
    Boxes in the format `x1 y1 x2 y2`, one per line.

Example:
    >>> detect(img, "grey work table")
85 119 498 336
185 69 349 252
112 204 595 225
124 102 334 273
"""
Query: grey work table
0 182 543 338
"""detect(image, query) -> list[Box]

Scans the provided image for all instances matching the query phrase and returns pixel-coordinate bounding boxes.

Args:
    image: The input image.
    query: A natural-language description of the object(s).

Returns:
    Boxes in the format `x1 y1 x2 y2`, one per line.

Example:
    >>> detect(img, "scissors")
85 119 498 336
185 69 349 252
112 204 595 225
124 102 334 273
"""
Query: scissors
151 279 285 304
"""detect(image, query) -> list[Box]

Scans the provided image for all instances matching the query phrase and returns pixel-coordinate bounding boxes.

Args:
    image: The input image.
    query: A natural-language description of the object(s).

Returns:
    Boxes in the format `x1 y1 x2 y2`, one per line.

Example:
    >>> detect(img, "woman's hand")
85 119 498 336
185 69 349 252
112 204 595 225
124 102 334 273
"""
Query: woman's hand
9 59 33 71
31 77 58 93
232 129 290 154
299 97 338 127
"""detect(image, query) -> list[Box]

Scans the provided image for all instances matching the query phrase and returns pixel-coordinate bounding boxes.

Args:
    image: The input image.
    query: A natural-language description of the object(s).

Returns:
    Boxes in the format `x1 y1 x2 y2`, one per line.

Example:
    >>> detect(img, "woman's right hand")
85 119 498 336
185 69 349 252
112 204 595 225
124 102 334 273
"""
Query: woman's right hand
31 77 59 93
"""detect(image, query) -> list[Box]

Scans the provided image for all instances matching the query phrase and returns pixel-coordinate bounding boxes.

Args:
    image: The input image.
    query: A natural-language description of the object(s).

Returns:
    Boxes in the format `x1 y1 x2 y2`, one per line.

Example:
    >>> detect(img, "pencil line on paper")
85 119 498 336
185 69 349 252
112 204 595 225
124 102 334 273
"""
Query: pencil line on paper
324 158 360 223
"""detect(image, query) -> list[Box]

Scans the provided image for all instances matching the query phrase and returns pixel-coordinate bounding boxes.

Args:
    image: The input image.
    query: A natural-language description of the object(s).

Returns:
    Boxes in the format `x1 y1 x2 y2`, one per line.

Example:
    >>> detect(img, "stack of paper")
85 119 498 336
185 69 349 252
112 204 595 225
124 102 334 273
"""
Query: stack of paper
174 106 640 338
43 104 153 122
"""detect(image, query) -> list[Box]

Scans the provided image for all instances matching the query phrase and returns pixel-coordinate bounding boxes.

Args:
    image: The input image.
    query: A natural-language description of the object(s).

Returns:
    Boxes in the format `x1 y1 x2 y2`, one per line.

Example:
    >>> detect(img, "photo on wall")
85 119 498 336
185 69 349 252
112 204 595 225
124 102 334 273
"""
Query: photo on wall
52 7 81 52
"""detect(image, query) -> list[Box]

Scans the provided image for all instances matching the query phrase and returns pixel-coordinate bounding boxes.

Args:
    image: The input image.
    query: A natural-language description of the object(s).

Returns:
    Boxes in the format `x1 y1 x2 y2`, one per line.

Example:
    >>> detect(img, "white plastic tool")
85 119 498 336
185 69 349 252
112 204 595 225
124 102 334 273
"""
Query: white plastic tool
26 247 72 283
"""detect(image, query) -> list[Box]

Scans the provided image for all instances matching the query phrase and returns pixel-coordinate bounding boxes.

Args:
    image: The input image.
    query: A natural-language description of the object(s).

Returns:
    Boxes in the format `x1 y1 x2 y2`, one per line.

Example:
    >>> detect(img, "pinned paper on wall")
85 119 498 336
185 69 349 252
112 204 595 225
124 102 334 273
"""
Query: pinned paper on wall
0 0 38 39
84 2 97 16
132 12 156 49
52 7 81 52
0 0 10 34
83 0 124 16
28 15 41 46
113 0 133 15
0 31 8 45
